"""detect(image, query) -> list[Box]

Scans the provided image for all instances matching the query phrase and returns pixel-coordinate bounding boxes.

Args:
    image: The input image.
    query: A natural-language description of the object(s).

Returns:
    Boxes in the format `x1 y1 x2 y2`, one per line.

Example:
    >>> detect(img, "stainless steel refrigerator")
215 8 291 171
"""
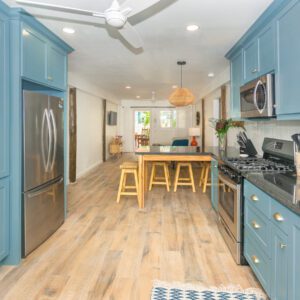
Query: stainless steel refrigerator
23 91 64 256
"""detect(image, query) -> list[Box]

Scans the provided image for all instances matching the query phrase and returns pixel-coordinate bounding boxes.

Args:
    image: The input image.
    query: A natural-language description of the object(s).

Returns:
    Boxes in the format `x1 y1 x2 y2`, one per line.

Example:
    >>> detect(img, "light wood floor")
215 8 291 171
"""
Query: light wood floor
0 155 261 300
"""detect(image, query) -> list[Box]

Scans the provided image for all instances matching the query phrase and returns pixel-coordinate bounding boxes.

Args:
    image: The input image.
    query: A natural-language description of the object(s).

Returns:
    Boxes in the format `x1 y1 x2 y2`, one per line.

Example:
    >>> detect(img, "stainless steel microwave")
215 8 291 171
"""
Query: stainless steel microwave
240 74 275 118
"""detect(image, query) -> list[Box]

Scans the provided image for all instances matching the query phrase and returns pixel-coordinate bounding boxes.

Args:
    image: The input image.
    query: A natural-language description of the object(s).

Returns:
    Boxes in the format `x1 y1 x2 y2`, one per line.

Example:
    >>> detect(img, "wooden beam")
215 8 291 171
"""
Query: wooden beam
69 87 77 183
220 85 227 119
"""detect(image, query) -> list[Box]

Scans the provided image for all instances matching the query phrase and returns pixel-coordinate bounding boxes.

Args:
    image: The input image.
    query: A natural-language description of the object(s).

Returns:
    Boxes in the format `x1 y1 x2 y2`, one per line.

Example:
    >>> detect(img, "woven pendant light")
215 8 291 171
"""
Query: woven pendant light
169 61 195 107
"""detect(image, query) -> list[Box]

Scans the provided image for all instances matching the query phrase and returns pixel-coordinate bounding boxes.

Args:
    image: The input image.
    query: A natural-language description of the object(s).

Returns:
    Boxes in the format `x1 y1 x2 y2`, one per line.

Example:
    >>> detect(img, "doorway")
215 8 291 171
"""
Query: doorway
134 110 151 148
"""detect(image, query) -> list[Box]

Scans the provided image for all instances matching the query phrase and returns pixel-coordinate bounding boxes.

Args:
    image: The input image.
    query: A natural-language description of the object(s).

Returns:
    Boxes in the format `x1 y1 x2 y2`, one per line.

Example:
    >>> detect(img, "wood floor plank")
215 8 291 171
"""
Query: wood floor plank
0 154 262 299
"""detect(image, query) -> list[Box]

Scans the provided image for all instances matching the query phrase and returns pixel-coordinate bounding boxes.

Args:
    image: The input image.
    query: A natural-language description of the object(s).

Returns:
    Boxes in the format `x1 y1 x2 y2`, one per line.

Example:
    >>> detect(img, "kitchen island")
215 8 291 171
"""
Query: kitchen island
135 146 240 208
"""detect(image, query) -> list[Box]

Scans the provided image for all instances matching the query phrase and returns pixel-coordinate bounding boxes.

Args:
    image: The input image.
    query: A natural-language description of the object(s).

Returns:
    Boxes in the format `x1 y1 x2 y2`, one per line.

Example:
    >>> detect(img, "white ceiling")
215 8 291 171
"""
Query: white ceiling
5 0 273 101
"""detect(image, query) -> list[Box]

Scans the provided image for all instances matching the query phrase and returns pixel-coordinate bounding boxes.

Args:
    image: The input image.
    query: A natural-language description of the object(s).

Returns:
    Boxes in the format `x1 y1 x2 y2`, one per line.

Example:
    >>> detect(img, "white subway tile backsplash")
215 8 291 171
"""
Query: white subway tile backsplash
228 119 300 155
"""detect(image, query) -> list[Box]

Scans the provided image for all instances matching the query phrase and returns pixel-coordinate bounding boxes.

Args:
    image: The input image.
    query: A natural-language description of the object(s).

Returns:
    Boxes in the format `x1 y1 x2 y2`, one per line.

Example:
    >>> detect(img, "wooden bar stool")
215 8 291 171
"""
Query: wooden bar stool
173 162 196 192
149 162 171 191
199 162 211 193
117 162 140 205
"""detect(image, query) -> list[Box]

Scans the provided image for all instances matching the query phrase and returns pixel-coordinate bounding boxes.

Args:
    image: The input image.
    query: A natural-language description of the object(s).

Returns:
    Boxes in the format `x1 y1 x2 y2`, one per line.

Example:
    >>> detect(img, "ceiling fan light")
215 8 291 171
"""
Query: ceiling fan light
106 11 127 28
169 88 195 107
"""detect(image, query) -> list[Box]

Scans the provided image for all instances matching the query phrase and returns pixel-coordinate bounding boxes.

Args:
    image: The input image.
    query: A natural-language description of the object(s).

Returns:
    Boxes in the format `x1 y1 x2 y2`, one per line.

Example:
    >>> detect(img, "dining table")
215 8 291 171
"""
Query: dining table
135 145 216 208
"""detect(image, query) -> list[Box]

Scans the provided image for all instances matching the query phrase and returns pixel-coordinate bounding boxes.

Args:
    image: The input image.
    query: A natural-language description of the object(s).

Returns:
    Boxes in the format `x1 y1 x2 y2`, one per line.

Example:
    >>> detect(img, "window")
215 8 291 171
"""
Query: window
160 110 177 128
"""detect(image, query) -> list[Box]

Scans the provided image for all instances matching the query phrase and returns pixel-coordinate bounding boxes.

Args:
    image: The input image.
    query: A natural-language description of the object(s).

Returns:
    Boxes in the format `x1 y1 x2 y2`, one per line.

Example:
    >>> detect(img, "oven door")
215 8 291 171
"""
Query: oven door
218 173 241 242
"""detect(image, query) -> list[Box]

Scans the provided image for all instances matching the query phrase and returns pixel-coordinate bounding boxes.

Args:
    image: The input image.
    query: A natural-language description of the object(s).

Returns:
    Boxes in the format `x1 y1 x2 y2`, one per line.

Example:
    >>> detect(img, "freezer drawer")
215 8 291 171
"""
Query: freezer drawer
23 177 64 256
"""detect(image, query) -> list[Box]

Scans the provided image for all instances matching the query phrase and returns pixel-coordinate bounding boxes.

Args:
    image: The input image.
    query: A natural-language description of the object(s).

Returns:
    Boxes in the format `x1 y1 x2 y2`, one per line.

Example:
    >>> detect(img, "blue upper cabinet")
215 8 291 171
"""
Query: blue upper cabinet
258 23 275 75
47 43 67 90
21 25 47 84
226 0 300 120
276 0 300 119
0 9 9 179
21 22 69 91
243 39 259 82
230 51 243 119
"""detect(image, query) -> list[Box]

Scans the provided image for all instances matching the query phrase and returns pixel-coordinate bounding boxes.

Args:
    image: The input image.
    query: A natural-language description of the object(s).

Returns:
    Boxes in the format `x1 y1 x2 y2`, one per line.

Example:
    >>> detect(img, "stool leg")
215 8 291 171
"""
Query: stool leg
166 164 171 186
174 164 180 192
122 173 127 191
117 170 125 203
164 163 170 192
199 164 204 187
189 164 196 193
149 164 155 191
202 164 210 193
133 170 140 207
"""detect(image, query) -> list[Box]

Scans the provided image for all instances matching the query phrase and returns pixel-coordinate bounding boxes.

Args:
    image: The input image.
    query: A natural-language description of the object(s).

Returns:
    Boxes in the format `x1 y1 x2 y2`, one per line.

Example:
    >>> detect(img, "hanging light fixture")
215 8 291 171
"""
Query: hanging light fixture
169 61 195 107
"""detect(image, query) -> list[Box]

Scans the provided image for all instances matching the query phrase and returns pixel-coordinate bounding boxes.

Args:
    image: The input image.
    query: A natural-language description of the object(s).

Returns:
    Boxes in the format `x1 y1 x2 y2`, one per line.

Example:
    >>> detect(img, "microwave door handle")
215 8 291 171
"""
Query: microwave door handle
253 80 260 112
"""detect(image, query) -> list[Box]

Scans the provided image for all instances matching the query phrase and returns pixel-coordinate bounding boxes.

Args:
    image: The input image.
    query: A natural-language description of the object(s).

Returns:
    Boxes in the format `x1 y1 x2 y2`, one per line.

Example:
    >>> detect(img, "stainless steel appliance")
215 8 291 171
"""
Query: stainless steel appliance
23 91 64 257
240 73 275 118
219 138 295 264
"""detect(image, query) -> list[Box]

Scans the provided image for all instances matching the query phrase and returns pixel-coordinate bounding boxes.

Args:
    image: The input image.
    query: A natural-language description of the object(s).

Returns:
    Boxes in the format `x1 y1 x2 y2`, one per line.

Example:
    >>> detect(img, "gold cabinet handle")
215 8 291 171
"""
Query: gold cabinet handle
280 243 287 249
251 68 258 73
273 213 284 222
251 255 260 264
48 76 53 81
251 220 261 229
251 194 259 202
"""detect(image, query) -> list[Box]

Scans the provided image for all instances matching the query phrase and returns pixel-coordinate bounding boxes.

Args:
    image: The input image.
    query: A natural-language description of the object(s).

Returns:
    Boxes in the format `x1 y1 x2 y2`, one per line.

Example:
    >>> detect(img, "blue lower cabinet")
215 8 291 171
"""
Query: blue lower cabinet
210 159 218 211
244 229 270 296
0 178 9 262
270 224 288 300
287 214 300 300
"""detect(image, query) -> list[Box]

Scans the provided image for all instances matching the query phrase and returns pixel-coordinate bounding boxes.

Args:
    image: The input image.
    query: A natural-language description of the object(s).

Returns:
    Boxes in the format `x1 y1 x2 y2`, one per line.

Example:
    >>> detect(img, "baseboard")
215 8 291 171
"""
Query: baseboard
76 160 103 179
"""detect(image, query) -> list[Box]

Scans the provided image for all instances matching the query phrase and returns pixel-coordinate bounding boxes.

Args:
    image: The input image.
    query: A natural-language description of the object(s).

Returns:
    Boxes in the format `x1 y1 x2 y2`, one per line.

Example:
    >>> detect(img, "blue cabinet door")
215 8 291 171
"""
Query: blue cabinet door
21 25 47 84
230 51 243 119
258 23 275 75
210 159 218 211
244 39 259 82
47 43 67 90
271 224 288 300
276 0 300 118
0 12 9 178
0 178 9 261
288 214 300 300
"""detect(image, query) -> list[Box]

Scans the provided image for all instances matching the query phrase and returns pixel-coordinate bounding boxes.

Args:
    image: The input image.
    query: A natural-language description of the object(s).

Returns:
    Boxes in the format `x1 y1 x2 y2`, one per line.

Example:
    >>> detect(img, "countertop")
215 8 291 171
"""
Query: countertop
244 172 300 216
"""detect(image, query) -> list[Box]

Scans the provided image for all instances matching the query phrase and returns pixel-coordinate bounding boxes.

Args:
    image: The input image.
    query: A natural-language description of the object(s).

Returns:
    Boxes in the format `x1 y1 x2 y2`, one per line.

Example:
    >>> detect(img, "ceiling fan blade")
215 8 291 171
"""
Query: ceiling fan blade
120 0 161 18
118 22 143 49
16 0 105 18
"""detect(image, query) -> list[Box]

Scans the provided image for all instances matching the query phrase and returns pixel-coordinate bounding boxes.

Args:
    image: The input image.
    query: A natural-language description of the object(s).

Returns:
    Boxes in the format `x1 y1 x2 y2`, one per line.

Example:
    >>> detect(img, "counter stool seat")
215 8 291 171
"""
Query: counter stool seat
174 162 195 192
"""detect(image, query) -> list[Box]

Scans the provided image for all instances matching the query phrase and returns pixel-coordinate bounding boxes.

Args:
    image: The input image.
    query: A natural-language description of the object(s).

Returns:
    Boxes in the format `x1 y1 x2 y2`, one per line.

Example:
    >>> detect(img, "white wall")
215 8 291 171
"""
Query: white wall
118 100 198 152
76 89 103 178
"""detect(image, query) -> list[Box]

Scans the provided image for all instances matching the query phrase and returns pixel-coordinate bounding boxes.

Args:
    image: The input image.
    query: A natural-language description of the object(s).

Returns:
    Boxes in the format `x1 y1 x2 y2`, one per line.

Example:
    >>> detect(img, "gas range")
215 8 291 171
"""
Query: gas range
222 137 296 176
224 157 295 174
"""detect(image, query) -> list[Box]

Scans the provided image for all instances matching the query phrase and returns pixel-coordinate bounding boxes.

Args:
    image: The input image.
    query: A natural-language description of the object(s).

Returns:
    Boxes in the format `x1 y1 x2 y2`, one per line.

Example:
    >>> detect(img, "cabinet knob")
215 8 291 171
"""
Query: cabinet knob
251 68 258 73
48 76 53 81
280 243 287 249
251 194 259 202
273 213 284 222
251 255 260 264
251 220 261 229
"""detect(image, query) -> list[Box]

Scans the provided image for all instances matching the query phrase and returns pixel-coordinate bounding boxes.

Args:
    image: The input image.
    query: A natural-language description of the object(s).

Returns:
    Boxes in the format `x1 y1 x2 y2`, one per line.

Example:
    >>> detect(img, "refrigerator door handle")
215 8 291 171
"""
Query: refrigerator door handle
45 109 53 172
41 109 48 171
27 177 64 199
49 109 57 171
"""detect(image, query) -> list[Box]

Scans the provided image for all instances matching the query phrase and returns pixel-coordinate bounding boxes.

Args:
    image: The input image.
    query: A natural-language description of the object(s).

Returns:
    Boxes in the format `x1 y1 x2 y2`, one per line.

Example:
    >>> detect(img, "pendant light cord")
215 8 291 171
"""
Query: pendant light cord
180 65 183 88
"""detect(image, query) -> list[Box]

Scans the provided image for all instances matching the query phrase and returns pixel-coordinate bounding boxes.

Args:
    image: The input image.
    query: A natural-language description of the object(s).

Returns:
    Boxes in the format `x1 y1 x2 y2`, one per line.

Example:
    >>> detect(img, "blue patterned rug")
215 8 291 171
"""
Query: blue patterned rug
151 281 267 300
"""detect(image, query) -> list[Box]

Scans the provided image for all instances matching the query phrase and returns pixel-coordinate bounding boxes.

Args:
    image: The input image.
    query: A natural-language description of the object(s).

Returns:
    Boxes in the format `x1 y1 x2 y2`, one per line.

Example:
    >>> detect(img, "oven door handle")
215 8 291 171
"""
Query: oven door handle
218 173 239 190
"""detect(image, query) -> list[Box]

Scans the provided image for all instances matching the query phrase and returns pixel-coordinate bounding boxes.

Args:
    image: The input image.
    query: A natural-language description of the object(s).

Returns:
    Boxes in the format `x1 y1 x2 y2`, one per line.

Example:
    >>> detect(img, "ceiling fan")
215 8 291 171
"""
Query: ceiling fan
16 0 162 48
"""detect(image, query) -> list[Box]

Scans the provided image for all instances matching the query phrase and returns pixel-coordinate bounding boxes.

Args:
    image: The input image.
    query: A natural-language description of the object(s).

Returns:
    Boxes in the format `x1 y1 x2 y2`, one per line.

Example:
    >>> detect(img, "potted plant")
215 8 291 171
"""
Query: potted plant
210 118 245 151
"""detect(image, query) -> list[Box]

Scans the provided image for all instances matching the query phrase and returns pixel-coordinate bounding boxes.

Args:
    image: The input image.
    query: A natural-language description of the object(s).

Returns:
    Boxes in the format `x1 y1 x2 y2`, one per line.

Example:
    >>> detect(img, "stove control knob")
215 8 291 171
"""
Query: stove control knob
230 173 236 180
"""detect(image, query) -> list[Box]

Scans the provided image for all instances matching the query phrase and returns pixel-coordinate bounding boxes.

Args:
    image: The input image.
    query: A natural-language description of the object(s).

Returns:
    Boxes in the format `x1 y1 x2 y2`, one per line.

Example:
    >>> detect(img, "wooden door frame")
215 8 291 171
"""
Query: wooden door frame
69 87 77 183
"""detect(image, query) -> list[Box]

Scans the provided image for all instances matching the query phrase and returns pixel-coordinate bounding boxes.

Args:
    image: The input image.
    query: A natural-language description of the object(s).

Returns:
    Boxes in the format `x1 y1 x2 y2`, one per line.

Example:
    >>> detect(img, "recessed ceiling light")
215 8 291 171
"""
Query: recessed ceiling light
63 27 75 34
186 24 199 32
208 72 215 78
125 86 131 89
172 85 178 89
136 95 140 99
